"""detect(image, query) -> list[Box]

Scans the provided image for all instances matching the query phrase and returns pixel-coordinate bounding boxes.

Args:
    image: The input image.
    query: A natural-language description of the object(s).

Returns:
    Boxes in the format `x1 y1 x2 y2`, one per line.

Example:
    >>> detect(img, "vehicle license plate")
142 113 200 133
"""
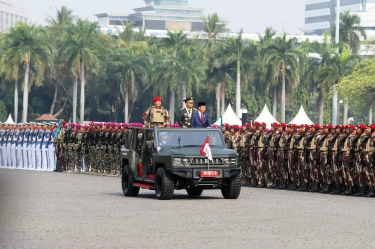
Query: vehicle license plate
200 171 219 177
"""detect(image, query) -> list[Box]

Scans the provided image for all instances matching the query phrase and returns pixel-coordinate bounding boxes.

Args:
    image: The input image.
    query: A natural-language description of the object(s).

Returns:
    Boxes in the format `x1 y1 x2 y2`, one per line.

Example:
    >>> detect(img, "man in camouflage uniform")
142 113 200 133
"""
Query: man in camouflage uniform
294 124 308 190
364 125 375 197
306 124 321 192
178 96 197 128
253 122 267 187
266 122 278 188
222 124 231 148
142 96 170 128
274 122 287 189
286 124 297 190
340 124 356 195
240 123 252 185
319 124 331 193
355 124 372 196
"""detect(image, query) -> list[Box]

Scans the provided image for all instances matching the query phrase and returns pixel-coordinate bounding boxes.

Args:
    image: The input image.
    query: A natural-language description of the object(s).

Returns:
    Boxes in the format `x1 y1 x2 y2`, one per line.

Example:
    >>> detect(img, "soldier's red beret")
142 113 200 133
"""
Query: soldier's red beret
261 122 267 127
305 124 311 129
245 123 252 128
369 124 375 130
232 125 240 130
335 125 341 129
224 123 231 127
348 124 355 130
358 124 366 129
272 122 279 127
278 122 286 127
298 124 304 128
327 124 333 129
61 120 66 126
254 122 260 126
314 124 320 129
154 96 162 103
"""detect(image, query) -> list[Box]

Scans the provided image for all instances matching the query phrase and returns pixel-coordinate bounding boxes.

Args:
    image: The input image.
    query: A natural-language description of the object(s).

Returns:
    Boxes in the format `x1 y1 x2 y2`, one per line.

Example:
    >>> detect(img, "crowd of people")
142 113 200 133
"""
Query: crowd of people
223 122 375 197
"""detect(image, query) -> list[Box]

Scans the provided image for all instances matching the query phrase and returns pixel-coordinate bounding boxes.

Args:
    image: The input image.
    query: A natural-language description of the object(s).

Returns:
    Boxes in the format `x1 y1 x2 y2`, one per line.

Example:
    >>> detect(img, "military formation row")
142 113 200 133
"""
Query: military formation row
223 122 375 197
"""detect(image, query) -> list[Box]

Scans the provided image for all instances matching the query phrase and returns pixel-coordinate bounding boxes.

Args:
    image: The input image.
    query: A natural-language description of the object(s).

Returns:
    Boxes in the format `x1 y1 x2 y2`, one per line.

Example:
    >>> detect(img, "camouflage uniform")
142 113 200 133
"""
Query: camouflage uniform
274 130 287 188
142 105 171 128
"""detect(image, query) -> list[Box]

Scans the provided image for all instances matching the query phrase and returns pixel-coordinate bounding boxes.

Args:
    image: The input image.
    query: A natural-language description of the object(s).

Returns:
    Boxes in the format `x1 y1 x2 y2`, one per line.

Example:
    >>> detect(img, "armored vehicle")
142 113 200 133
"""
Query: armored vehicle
121 127 241 200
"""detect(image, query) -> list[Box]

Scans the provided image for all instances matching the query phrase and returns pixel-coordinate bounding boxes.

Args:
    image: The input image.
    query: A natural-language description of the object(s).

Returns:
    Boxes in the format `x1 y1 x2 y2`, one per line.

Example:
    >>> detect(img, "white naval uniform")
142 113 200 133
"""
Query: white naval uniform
0 129 5 167
10 130 17 168
35 129 44 170
47 130 56 171
28 130 36 170
15 130 23 168
41 130 49 170
23 129 30 169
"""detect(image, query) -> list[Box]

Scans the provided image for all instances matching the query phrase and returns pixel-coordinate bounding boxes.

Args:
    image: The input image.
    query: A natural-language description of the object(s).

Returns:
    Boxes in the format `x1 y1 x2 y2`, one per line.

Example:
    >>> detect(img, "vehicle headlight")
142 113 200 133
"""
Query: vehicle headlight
182 158 190 166
230 158 237 165
174 158 182 165
223 158 230 166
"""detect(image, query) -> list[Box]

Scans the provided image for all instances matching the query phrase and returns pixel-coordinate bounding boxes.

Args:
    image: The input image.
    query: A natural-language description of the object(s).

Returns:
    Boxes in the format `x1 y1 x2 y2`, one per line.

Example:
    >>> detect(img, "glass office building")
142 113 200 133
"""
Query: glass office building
96 0 208 32
0 1 29 32
305 0 375 35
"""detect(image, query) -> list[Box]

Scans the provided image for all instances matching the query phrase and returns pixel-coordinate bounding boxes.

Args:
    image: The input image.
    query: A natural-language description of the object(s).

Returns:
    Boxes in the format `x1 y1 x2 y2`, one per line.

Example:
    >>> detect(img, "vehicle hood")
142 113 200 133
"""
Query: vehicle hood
168 147 237 156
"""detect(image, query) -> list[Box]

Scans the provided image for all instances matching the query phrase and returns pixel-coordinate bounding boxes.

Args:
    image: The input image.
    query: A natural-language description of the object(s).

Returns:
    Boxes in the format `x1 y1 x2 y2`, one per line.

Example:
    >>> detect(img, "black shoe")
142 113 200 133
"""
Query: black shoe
353 187 364 197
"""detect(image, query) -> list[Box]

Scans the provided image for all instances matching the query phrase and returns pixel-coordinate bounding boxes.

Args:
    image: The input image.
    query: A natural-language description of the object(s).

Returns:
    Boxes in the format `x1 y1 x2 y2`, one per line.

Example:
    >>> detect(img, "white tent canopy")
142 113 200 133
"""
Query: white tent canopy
254 104 278 129
288 106 314 125
4 114 14 124
214 104 242 126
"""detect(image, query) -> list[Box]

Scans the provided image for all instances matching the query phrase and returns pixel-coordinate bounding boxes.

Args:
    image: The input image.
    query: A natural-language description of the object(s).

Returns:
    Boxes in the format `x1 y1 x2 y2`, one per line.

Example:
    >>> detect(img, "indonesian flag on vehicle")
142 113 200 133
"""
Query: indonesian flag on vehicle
200 136 213 161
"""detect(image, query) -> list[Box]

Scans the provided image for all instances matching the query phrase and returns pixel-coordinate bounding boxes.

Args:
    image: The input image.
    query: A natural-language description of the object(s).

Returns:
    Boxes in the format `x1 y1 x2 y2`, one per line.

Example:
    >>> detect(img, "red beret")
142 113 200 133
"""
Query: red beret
154 96 162 103
358 124 366 129
335 125 341 129
348 124 355 130
232 125 240 130
314 124 320 129
61 120 67 126
261 122 267 127
224 123 231 127
327 124 333 129
305 124 311 129
272 122 279 127
254 122 260 126
369 124 375 129
278 122 286 127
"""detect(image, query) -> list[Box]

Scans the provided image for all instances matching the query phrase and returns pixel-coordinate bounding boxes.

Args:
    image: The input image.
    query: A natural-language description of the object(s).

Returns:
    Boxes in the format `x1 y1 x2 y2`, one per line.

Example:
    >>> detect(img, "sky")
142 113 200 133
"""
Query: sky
7 0 305 35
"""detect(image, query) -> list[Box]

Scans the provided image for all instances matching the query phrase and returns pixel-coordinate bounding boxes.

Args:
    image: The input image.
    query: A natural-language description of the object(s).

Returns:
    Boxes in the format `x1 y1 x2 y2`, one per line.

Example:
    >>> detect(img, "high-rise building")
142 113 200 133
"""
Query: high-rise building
305 0 375 37
0 1 29 32
96 0 218 33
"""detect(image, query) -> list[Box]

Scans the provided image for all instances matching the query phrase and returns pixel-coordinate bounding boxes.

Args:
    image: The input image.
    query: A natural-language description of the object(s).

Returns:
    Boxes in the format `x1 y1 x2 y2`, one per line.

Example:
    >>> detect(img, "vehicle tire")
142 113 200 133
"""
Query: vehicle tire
221 174 241 199
122 165 140 197
155 167 174 200
186 188 203 197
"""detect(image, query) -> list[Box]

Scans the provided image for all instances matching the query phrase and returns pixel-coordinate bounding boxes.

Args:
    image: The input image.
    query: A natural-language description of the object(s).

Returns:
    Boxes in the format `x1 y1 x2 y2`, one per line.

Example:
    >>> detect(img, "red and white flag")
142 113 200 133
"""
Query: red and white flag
200 136 213 161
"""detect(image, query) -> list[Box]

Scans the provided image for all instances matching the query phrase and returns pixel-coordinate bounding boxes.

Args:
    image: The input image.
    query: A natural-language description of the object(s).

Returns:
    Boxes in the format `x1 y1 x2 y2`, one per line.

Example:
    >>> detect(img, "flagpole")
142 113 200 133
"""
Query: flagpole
207 133 210 171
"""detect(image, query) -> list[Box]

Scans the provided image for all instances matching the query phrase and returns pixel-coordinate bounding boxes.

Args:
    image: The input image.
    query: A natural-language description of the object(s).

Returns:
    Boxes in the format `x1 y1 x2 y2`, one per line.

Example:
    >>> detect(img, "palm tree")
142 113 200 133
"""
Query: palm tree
222 31 258 118
331 11 366 54
161 29 191 122
258 27 277 118
111 48 148 122
46 6 75 118
63 19 100 123
1 22 52 122
315 48 359 123
162 47 207 105
265 33 300 122
202 12 229 56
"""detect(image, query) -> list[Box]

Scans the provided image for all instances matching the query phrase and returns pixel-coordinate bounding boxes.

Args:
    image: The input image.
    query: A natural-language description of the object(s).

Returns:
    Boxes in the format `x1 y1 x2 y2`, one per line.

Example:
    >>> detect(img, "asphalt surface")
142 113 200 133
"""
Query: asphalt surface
0 168 374 249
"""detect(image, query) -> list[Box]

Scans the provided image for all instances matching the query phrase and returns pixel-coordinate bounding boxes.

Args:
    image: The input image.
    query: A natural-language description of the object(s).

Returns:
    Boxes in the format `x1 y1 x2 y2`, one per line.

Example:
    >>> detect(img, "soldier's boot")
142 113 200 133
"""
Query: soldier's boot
319 183 330 194
308 182 318 192
287 180 296 190
344 185 353 196
329 183 340 195
364 186 375 197
353 186 365 197
278 180 286 189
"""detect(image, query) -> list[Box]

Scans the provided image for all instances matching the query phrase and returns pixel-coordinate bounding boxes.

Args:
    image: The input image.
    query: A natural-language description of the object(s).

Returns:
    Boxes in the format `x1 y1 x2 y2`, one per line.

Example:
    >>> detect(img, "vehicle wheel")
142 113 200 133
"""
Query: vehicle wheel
186 188 203 197
221 174 241 199
155 167 174 200
122 165 140 197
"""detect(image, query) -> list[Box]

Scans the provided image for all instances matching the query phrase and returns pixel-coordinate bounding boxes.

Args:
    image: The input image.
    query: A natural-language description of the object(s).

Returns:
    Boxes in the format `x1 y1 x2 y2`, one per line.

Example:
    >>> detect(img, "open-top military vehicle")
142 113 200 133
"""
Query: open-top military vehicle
121 127 241 200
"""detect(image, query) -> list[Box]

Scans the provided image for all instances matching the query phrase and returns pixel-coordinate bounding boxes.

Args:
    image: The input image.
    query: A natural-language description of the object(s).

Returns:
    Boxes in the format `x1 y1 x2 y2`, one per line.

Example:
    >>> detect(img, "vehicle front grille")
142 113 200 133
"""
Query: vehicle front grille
189 158 224 165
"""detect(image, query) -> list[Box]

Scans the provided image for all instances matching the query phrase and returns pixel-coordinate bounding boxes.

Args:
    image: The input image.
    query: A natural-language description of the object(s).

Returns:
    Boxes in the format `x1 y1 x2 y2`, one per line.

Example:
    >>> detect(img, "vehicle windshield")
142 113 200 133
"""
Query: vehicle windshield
156 129 224 148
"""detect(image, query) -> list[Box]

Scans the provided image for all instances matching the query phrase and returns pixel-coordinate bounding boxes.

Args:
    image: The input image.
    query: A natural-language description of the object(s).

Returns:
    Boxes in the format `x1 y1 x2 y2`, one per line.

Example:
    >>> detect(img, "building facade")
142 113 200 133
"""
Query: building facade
96 0 212 34
0 1 29 32
305 0 375 37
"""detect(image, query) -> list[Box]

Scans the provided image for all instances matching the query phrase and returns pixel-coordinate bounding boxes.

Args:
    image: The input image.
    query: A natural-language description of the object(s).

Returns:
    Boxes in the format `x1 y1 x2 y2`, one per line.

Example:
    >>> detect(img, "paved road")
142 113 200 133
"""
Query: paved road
0 168 374 249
